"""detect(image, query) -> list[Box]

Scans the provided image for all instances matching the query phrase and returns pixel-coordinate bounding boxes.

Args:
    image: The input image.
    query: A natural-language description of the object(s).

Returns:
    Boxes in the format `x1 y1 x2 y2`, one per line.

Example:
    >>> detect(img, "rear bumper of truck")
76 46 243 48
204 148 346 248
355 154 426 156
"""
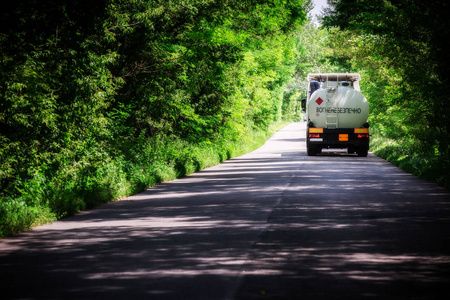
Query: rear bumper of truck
307 127 369 156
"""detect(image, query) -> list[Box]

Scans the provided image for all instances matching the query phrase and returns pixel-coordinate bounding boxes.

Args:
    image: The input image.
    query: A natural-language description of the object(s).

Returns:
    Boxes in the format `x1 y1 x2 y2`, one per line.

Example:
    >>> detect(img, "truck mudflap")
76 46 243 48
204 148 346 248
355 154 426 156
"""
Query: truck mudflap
307 127 369 157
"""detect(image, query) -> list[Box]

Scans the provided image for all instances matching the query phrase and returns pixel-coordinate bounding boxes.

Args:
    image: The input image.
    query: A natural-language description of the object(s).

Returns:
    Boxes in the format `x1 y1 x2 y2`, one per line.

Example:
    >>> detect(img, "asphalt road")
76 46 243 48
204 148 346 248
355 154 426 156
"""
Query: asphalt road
1 122 450 300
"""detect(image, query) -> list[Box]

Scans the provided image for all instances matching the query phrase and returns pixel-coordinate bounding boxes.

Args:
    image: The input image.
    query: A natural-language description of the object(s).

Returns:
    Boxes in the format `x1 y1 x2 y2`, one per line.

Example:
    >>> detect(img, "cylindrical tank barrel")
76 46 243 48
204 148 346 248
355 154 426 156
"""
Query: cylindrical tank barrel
308 86 369 128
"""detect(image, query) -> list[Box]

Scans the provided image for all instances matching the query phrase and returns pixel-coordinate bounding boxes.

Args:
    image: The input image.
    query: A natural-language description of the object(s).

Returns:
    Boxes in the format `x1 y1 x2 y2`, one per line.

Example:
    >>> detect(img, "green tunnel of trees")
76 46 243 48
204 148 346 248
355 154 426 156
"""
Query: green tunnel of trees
1 0 449 237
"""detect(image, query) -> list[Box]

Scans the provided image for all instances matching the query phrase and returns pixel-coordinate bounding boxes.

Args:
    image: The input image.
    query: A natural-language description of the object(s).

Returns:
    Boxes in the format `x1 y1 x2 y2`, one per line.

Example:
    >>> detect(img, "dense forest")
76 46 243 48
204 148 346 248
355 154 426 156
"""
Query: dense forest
1 0 449 237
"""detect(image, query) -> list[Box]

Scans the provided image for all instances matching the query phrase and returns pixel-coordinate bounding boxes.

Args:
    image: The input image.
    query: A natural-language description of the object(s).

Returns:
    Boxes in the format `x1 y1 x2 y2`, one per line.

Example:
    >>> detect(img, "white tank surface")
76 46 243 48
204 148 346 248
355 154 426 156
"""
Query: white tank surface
308 86 369 128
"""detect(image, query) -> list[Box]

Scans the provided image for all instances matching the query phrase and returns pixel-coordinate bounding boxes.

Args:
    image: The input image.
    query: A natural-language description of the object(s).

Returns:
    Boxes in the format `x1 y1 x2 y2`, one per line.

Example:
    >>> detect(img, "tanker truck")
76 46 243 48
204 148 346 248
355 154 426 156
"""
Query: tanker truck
305 73 370 156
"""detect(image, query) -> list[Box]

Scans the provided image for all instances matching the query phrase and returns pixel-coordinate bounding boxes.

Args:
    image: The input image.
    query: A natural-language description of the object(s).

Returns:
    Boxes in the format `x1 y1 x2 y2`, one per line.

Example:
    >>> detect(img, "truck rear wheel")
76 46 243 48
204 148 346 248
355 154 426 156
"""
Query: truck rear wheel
357 147 368 157
307 144 321 156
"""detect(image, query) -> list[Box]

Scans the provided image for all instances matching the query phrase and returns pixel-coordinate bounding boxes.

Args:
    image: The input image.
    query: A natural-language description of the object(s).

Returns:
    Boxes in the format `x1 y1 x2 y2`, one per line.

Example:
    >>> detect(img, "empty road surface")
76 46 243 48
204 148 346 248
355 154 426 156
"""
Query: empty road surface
1 122 450 299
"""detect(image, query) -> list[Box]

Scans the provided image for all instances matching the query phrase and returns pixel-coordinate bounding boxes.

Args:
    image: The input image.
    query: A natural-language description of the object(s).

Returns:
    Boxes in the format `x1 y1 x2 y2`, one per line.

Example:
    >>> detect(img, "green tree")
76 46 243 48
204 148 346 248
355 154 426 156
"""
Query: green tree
0 0 308 237
322 0 450 187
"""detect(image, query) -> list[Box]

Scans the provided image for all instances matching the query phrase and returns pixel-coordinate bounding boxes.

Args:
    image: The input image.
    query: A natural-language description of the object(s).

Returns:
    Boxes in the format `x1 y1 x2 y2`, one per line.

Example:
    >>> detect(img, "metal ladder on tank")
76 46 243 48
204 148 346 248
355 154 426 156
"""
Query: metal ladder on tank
326 110 338 129
325 83 338 129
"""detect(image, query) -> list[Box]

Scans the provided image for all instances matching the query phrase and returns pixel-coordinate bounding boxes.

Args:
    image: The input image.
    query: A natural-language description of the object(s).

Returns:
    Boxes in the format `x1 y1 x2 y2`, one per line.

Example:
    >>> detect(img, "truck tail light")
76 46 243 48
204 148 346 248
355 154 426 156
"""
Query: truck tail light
355 128 369 138
309 133 321 138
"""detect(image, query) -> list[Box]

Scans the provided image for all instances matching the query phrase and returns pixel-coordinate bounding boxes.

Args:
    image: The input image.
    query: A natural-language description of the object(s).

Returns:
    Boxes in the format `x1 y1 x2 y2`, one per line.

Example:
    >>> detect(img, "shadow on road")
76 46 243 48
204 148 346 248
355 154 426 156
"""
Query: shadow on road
1 123 449 299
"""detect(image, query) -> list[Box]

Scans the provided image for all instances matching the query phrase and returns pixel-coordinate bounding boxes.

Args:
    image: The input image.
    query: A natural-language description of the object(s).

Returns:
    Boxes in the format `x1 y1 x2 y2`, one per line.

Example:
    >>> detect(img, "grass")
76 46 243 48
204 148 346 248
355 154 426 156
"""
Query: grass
0 121 288 238
370 134 450 189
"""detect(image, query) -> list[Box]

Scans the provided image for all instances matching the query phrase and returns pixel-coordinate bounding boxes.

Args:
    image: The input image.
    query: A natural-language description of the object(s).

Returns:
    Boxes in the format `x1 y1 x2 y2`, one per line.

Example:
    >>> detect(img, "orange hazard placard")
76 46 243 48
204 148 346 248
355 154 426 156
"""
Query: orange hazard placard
339 134 348 141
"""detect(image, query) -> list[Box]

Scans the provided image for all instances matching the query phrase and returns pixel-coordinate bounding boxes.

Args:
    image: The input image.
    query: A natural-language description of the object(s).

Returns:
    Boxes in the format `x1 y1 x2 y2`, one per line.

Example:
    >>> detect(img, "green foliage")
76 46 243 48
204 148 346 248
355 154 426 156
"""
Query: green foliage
322 0 450 188
283 22 343 120
0 0 307 237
